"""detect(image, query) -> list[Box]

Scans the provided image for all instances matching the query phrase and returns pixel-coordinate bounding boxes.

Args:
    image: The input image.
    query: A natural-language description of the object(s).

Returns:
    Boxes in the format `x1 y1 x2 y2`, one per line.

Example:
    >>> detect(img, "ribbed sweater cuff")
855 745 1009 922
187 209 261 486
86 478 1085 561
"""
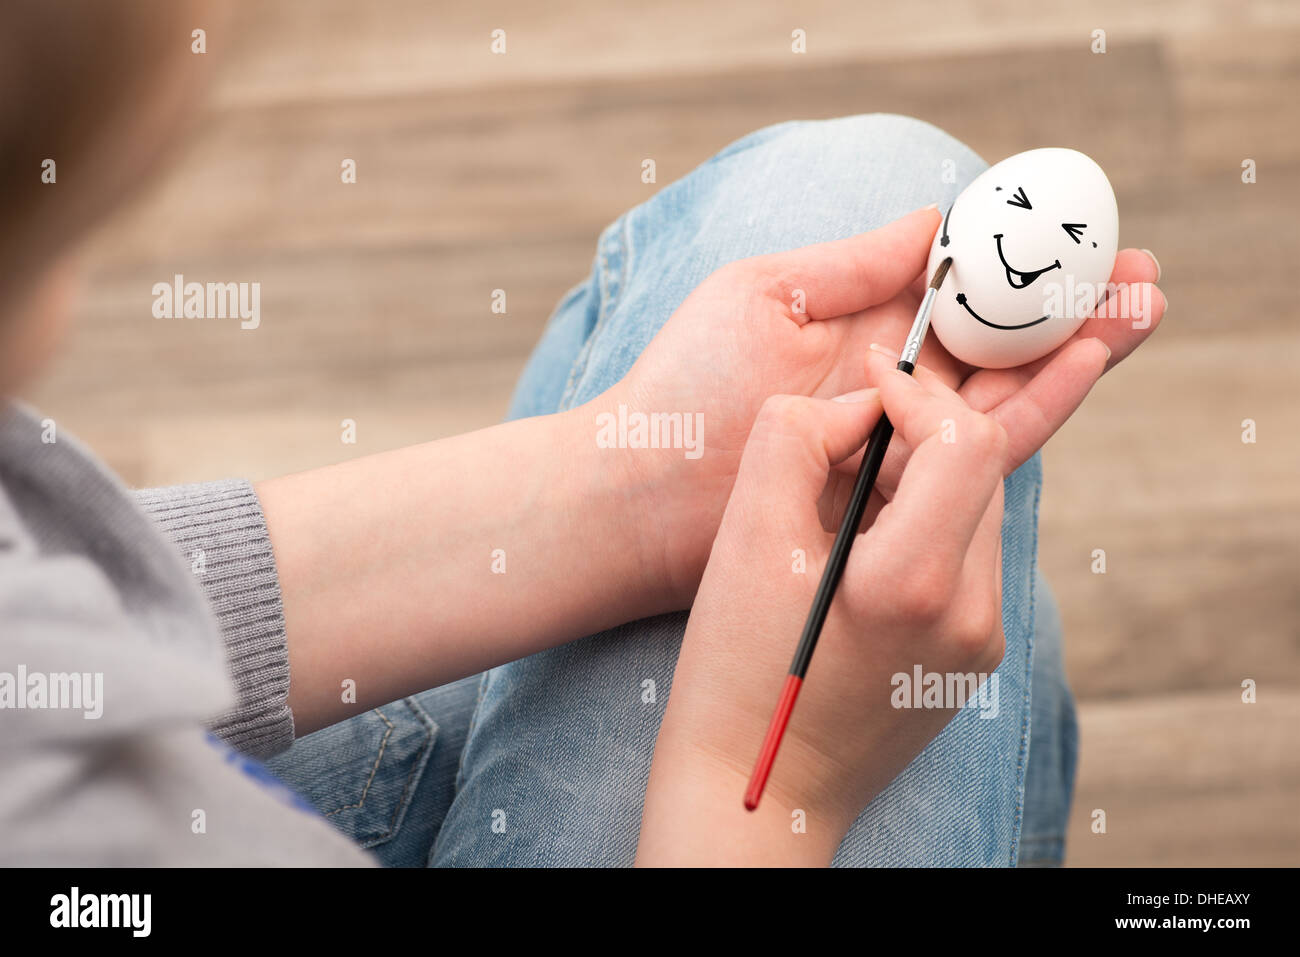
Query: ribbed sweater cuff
133 479 295 758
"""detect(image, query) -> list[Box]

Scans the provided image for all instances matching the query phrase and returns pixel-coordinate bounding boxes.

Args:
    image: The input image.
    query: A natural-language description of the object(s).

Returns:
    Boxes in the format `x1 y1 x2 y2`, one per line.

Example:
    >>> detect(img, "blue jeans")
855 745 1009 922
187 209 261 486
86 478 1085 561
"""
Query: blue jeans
268 114 1078 867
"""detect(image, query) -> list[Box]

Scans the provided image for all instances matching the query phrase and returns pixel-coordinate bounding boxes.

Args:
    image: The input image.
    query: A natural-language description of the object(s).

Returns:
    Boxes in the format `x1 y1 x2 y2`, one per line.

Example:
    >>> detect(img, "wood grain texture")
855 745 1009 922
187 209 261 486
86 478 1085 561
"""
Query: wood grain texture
85 39 1180 270
1066 692 1300 866
22 0 1299 865
209 1 1300 107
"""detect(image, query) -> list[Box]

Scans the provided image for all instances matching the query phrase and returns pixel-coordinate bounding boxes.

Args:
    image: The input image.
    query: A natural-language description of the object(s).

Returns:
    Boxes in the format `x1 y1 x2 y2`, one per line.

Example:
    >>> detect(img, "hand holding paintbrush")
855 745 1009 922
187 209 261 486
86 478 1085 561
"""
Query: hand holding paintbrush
743 146 1130 810
744 256 953 810
637 346 1010 864
635 167 1157 859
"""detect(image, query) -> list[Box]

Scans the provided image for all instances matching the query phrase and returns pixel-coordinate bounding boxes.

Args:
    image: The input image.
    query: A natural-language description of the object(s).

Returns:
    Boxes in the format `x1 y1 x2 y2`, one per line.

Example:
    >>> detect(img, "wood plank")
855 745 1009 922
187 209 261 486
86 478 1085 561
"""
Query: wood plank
1039 335 1300 697
1170 24 1300 174
1114 168 1298 339
209 1 1300 107
35 240 585 414
87 40 1177 270
1066 691 1300 865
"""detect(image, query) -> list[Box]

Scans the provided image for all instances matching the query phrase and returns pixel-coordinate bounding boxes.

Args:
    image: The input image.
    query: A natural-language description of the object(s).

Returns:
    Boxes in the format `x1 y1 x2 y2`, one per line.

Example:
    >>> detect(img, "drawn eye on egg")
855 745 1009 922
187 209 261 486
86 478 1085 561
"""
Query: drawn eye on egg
927 148 1119 369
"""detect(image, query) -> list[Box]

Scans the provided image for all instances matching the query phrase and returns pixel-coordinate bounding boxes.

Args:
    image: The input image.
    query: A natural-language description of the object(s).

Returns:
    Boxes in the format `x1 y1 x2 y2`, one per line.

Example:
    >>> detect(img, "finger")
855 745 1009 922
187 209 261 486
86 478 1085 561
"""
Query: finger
1031 248 1163 376
864 343 964 403
945 480 1006 672
750 206 941 320
1075 277 1166 373
982 336 1110 473
871 363 973 450
961 480 1003 593
738 391 885 507
856 369 1006 573
831 346 960 480
981 249 1164 387
1064 247 1161 357
959 278 1163 417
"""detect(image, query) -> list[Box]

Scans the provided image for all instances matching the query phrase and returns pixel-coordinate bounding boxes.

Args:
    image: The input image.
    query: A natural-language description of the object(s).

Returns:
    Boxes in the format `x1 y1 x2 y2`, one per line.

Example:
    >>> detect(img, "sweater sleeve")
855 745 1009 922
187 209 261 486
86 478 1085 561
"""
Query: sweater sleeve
133 479 295 758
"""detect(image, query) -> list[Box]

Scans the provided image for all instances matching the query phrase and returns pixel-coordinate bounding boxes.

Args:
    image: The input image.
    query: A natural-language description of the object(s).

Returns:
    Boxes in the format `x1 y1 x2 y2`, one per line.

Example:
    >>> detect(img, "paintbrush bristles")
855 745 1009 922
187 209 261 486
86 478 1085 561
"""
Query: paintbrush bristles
930 256 953 291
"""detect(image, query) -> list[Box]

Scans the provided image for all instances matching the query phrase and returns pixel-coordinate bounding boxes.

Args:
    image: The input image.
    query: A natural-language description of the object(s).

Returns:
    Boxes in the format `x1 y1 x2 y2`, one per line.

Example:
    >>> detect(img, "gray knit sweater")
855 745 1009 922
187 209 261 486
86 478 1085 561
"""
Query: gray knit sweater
0 403 372 865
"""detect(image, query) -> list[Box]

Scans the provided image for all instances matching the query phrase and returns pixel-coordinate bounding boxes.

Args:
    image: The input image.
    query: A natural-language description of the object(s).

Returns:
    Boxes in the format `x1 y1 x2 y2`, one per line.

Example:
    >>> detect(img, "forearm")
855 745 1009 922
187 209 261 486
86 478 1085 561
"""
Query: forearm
257 402 675 734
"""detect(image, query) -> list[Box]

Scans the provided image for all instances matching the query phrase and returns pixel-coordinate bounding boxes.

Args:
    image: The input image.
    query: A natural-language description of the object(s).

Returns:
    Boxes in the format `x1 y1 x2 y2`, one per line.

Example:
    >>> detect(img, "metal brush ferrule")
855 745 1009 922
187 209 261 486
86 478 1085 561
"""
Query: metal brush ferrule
900 286 938 367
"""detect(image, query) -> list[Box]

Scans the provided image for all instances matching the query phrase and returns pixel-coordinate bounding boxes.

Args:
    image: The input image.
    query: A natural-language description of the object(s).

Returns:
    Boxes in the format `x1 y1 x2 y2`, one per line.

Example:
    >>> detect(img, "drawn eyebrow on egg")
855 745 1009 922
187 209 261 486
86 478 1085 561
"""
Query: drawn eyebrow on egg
1062 223 1088 244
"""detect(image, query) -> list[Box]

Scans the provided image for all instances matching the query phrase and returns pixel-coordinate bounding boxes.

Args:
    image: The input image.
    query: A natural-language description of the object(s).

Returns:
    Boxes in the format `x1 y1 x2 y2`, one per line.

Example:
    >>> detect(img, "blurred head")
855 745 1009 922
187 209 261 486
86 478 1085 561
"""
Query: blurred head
0 0 214 392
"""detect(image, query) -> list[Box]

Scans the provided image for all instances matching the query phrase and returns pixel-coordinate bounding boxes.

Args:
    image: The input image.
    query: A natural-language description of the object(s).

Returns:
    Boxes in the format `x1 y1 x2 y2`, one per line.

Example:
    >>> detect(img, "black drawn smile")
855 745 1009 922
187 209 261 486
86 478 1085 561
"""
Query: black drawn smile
955 292 1051 331
994 233 1060 289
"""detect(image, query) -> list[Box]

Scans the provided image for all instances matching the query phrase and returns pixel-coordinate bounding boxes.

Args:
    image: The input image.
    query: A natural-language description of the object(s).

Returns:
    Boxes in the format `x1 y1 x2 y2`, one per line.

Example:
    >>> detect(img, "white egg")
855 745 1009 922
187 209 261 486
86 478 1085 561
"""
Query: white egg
926 148 1119 369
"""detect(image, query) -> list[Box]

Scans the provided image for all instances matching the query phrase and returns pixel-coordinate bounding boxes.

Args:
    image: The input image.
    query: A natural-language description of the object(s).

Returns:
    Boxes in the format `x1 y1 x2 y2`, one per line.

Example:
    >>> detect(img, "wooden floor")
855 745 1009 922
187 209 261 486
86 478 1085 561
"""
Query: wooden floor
29 1 1300 865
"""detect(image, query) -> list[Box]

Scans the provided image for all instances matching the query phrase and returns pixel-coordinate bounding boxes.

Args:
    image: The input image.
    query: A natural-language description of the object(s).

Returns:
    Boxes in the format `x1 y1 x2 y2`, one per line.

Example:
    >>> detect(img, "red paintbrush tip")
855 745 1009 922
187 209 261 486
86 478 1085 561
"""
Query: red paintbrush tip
743 674 803 810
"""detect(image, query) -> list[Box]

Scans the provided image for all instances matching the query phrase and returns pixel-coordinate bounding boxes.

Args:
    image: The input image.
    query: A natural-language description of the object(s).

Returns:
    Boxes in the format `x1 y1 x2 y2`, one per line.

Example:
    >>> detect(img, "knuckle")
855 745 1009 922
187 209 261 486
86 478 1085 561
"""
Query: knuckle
962 412 1008 456
719 259 784 318
711 259 750 285
892 572 950 625
945 603 999 663
746 257 808 311
754 393 810 434
967 413 1003 449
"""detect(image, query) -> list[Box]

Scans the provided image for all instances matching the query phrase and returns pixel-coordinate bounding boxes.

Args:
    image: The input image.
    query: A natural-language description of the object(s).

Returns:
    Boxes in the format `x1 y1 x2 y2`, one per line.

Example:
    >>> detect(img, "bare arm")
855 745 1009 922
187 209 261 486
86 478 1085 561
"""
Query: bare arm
258 404 674 735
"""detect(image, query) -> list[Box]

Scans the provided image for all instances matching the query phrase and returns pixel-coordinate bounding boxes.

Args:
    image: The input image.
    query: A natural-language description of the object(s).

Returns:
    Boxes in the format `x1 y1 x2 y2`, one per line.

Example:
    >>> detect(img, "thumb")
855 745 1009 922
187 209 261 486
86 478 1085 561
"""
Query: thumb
738 390 884 507
749 205 941 320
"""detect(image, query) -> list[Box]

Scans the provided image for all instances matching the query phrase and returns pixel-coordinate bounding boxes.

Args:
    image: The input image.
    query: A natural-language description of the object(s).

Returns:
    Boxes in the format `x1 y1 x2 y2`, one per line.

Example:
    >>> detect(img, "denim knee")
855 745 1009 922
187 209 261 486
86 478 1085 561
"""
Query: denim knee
682 113 988 234
730 113 984 177
618 113 989 290
554 113 990 412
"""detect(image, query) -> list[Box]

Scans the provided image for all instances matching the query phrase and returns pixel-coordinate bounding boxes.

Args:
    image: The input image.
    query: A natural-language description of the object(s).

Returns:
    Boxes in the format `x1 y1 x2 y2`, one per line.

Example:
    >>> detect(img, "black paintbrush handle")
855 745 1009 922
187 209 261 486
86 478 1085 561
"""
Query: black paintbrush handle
788 358 914 679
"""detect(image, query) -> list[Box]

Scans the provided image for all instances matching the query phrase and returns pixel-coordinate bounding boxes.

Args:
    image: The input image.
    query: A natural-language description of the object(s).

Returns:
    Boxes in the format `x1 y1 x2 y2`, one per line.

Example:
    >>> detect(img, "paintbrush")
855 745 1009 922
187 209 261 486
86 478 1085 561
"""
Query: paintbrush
744 255 954 811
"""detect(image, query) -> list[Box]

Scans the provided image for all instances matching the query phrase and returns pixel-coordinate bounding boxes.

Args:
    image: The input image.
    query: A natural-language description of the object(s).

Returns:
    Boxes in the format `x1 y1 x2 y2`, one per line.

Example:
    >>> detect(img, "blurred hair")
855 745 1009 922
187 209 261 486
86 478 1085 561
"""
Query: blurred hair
0 0 213 310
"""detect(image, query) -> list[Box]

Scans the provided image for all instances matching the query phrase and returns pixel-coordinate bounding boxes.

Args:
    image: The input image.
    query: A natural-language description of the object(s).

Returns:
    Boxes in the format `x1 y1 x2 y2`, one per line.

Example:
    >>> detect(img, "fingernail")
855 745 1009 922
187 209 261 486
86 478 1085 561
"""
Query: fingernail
869 342 899 359
922 202 939 211
832 387 879 404
1093 337 1112 361
1140 248 1161 282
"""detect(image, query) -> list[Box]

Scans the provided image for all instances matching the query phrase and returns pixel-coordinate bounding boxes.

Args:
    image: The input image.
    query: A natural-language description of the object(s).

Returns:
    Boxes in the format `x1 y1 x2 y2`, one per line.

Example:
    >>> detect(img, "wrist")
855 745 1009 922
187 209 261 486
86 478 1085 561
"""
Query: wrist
562 388 716 610
552 399 685 615
638 713 854 866
653 595 876 850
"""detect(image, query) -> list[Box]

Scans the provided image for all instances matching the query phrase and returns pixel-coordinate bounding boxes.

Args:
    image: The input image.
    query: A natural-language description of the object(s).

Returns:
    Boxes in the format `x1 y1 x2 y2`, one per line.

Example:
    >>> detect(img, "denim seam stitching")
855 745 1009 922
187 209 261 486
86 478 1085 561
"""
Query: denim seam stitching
366 697 438 844
1007 469 1043 866
324 699 438 849
322 708 395 818
621 205 636 305
455 672 491 789
558 347 586 410
556 233 616 409
560 214 632 411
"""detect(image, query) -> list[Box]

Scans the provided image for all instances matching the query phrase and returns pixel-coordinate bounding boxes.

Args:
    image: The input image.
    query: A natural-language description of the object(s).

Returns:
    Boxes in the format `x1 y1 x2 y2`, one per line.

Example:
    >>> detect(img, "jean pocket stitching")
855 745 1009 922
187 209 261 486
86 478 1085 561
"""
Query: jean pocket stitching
325 698 439 848
322 707 397 818
371 697 439 843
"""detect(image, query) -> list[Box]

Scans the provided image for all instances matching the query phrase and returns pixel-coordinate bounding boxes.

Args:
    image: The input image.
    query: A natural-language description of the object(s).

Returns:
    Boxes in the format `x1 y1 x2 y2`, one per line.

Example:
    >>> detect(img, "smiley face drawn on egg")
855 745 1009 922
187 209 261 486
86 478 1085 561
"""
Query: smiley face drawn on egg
926 148 1119 369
